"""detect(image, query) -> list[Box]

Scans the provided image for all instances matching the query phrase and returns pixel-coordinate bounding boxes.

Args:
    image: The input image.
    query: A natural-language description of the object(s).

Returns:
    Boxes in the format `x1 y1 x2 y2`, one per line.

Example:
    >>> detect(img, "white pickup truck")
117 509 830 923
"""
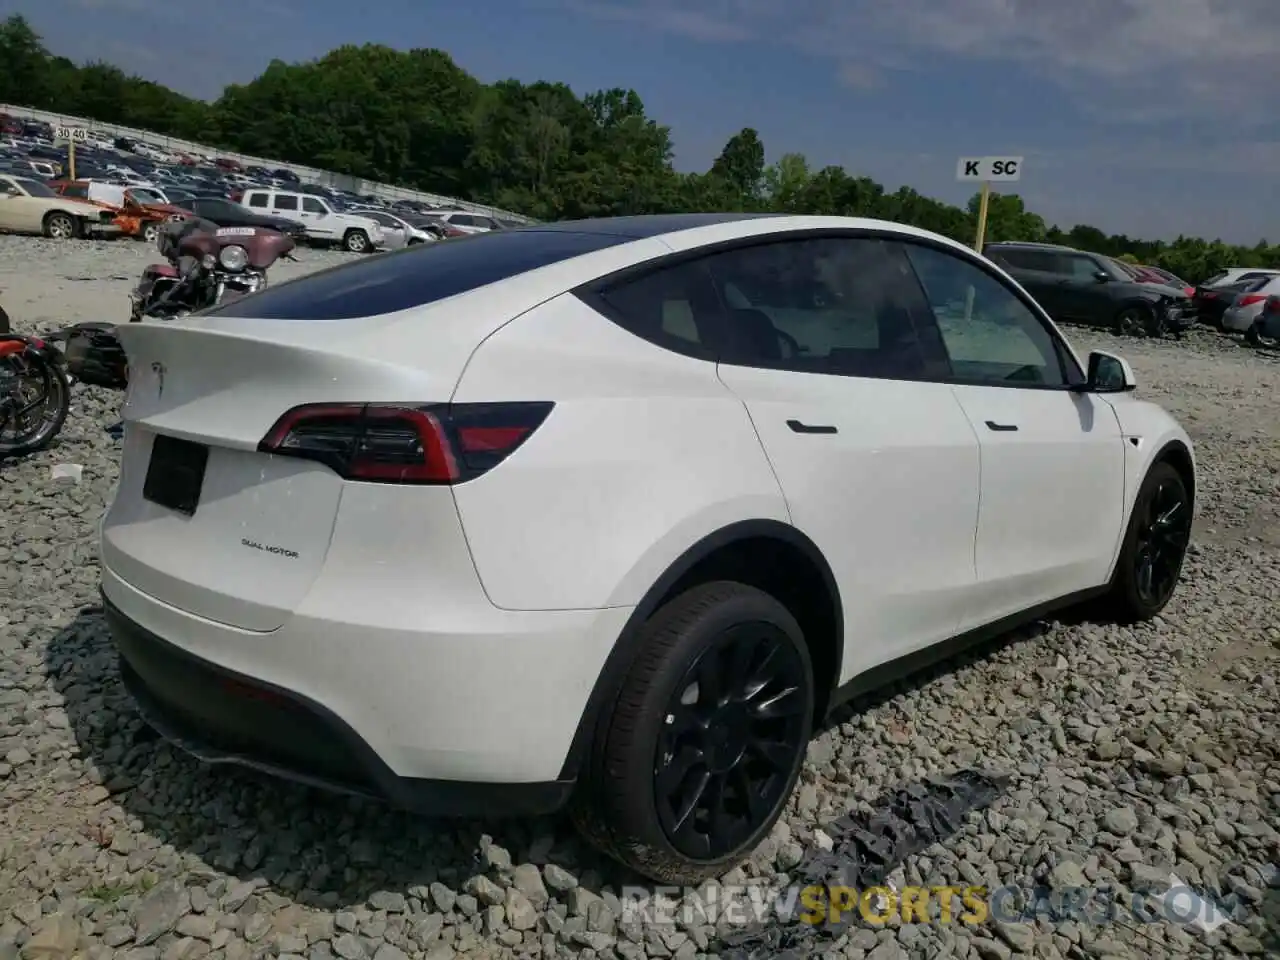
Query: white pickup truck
238 188 385 253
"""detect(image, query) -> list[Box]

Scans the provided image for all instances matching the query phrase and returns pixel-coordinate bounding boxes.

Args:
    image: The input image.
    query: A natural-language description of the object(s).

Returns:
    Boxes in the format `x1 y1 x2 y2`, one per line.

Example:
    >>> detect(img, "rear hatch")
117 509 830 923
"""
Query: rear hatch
101 230 664 631
103 306 502 632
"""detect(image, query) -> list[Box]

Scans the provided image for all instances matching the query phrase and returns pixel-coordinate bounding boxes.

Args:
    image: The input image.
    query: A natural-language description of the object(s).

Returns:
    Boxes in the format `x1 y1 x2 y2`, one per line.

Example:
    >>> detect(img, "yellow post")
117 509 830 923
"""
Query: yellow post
68 139 76 181
972 180 990 253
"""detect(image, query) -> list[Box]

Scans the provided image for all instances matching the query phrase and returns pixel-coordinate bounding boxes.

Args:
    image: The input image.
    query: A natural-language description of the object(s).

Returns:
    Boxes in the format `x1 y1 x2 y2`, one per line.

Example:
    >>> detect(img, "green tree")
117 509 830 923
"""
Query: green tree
0 12 1275 282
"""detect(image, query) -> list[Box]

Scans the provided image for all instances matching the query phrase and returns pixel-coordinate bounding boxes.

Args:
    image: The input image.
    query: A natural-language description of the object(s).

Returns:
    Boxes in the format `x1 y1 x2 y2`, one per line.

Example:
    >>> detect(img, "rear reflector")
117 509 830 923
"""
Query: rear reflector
258 401 553 484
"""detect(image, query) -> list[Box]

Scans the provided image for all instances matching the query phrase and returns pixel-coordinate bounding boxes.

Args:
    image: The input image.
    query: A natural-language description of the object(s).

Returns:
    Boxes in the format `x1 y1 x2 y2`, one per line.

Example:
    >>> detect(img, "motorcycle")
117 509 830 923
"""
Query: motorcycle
48 223 295 390
0 332 71 458
130 223 297 321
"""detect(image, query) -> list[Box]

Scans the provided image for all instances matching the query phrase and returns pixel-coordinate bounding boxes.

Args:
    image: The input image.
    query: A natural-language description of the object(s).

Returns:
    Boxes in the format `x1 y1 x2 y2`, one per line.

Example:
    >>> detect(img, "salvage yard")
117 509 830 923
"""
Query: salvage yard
1 236 1278 960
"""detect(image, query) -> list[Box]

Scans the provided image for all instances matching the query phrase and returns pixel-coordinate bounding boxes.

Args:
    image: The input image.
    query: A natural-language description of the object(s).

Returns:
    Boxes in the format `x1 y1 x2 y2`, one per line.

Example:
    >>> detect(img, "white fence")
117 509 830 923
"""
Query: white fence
2 104 536 223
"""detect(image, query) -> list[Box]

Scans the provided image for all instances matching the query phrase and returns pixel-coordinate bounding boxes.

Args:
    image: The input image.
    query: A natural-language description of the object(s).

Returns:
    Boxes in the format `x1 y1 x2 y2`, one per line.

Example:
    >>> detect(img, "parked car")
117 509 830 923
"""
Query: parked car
984 241 1196 335
239 188 385 252
0 174 120 239
50 179 189 243
1192 277 1269 328
1220 275 1280 334
101 213 1195 884
348 207 434 246
169 196 307 241
430 210 503 234
1135 265 1194 297
1200 267 1280 289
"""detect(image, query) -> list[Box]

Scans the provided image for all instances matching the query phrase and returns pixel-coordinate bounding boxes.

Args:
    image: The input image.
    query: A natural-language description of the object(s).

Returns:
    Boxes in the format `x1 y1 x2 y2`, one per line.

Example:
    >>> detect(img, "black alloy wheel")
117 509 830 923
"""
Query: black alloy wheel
1132 474 1192 609
655 621 810 860
572 581 815 884
1103 461 1192 622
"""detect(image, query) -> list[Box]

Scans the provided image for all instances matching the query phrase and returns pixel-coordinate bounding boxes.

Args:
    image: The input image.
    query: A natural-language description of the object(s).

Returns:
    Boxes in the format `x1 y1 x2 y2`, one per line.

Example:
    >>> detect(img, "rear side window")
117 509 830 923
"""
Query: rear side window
592 259 724 359
274 195 298 211
247 192 267 208
208 229 638 320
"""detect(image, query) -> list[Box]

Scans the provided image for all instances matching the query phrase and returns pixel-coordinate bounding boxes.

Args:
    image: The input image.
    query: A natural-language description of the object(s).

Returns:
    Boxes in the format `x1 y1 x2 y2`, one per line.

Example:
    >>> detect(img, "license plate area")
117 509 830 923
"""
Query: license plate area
143 434 209 516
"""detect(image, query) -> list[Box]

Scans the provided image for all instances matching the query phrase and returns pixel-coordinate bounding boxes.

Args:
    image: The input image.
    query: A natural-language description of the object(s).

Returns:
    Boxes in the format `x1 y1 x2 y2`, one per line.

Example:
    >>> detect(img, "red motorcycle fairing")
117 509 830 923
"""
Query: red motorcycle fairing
143 264 180 279
0 339 26 358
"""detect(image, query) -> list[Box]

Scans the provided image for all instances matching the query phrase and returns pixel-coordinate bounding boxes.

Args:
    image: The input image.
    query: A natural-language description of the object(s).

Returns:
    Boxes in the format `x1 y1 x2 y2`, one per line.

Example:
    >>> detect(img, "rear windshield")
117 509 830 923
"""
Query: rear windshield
208 229 635 320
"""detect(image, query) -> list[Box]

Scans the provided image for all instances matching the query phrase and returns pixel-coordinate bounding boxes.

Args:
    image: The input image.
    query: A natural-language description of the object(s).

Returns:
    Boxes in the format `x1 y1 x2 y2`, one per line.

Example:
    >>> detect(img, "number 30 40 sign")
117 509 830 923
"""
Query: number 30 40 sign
54 127 89 143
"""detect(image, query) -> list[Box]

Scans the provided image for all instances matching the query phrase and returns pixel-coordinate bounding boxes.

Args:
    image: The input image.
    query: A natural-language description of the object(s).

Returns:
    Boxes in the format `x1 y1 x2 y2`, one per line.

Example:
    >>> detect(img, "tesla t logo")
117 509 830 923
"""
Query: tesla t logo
150 361 165 398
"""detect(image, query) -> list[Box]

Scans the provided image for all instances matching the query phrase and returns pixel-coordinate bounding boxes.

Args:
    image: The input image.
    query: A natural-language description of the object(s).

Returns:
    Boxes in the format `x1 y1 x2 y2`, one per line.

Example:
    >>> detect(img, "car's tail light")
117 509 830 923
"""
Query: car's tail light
1237 294 1267 307
229 190 243 203
1183 286 1194 297
257 401 553 484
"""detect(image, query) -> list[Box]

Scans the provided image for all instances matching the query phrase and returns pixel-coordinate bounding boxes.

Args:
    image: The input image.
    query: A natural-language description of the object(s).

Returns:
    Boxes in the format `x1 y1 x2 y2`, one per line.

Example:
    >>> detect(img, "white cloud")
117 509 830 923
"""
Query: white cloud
559 0 1280 127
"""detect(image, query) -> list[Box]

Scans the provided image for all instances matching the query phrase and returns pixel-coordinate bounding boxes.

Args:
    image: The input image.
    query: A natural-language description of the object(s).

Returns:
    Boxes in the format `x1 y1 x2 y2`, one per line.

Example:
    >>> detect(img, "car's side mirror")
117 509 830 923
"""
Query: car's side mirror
1094 271 1112 283
1085 350 1136 392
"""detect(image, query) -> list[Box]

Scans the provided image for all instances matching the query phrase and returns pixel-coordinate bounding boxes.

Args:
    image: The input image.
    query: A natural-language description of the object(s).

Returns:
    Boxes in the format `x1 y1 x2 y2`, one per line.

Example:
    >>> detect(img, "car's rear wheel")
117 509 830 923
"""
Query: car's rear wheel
1102 461 1192 623
1245 320 1278 348
572 581 814 884
43 212 78 240
140 221 161 244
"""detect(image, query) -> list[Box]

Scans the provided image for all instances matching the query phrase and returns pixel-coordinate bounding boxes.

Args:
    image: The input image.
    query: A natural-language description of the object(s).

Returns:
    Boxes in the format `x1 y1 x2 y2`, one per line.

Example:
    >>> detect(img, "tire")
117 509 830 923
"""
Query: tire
1245 321 1278 348
1100 461 1192 624
0 353 70 457
343 229 370 253
140 222 161 244
43 212 78 240
1113 304 1153 337
571 581 815 884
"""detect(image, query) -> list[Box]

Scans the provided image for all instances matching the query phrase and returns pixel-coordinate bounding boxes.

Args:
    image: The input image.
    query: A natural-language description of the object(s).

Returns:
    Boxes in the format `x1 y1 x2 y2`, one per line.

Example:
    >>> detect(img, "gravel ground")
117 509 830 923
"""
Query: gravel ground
1 236 1277 960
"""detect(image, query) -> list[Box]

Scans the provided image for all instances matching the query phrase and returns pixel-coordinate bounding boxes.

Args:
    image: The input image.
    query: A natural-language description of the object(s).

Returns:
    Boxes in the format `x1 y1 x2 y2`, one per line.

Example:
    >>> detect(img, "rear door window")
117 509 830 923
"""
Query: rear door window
273 195 298 211
246 192 268 208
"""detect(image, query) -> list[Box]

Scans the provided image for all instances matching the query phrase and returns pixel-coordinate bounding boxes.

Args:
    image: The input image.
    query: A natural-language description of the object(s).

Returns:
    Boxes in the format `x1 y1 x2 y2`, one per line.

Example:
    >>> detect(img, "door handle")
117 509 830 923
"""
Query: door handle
985 420 1018 432
787 419 837 434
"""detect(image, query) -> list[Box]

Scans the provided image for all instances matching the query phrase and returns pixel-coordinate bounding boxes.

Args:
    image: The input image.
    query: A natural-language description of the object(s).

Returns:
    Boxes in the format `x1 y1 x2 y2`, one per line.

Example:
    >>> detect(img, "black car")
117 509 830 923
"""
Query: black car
170 196 307 240
985 241 1196 335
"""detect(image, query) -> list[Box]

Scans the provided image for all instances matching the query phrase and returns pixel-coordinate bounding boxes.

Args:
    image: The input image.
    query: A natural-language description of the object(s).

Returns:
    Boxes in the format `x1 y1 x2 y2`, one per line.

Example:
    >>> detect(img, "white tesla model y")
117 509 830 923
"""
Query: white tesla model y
101 214 1195 883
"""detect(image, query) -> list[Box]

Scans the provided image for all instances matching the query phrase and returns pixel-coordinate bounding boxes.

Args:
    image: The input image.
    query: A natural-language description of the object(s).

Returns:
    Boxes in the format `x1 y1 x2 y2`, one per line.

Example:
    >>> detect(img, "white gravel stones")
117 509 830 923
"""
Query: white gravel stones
2 234 1278 960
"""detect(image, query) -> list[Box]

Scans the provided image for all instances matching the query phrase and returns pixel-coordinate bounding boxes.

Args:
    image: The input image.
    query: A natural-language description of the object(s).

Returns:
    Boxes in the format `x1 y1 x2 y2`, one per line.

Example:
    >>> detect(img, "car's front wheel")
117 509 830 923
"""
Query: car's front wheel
343 229 370 253
572 581 814 884
1102 460 1192 623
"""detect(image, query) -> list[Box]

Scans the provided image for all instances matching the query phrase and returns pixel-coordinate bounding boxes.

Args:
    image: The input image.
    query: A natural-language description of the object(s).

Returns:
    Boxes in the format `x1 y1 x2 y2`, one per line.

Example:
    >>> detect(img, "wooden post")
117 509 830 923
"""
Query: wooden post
973 180 991 253
67 139 76 181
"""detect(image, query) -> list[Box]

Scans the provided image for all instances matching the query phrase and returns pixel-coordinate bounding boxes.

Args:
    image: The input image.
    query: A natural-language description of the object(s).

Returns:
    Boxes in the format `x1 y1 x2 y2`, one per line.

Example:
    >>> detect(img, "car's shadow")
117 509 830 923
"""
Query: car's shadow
46 602 1068 911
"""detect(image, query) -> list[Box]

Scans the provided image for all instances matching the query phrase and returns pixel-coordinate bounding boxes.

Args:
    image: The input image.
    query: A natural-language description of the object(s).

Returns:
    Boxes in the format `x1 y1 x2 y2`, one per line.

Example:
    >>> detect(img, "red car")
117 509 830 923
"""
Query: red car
1133 264 1195 297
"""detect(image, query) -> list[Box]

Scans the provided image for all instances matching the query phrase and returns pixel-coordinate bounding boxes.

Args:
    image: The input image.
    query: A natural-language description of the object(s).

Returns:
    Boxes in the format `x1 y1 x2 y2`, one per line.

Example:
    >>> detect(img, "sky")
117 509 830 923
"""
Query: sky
9 0 1280 244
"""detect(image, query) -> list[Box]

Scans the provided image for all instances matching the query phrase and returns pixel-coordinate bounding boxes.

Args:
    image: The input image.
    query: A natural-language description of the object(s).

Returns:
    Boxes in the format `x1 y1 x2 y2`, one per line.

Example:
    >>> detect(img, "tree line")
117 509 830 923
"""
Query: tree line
2 14 1275 283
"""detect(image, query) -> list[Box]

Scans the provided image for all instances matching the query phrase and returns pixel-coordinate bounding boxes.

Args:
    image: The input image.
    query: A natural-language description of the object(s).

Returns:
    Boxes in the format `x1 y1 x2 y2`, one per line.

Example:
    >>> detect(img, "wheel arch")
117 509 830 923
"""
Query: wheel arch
556 518 843 781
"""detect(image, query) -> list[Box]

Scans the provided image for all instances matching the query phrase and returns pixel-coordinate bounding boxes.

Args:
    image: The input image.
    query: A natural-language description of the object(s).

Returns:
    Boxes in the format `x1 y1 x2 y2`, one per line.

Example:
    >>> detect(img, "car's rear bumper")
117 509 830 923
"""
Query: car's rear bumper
1220 307 1257 333
104 594 575 816
100 560 632 809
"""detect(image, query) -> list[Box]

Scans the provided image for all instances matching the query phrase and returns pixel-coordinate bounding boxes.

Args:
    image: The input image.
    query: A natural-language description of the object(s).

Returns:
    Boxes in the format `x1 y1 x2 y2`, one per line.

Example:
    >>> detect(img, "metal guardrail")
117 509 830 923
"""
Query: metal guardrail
1 103 536 223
